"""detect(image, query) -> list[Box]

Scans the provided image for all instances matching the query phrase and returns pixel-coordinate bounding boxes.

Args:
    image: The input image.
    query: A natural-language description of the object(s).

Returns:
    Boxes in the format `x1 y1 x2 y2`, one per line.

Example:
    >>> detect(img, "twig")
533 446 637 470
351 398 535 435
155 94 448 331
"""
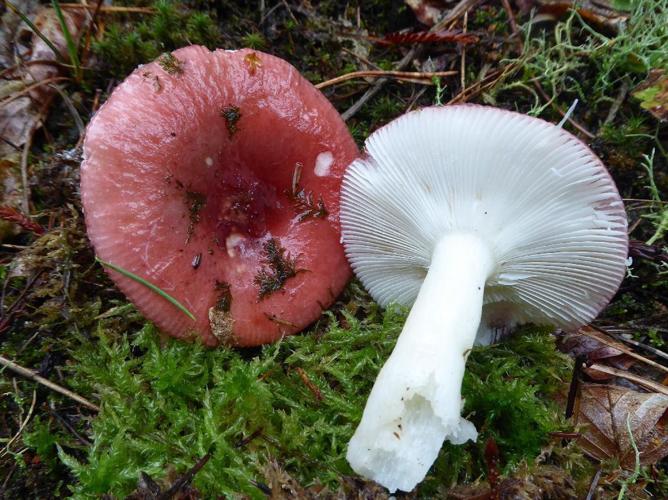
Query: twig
0 76 71 108
259 2 282 24
58 3 155 14
316 70 457 89
602 329 668 362
20 126 35 215
460 10 468 92
501 0 522 51
587 362 668 396
0 59 66 78
0 355 100 411
280 0 298 25
603 80 629 126
47 402 91 446
341 48 417 121
448 63 518 104
566 355 586 418
532 81 595 138
585 468 602 500
579 326 668 373
340 46 382 70
49 84 85 139
158 452 211 499
1 389 36 457
341 0 481 121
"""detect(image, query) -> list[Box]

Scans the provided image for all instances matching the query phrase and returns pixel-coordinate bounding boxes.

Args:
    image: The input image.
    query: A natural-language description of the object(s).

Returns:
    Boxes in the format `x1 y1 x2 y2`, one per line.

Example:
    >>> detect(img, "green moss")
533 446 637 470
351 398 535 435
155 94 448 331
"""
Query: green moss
54 304 574 497
241 31 267 50
91 1 220 79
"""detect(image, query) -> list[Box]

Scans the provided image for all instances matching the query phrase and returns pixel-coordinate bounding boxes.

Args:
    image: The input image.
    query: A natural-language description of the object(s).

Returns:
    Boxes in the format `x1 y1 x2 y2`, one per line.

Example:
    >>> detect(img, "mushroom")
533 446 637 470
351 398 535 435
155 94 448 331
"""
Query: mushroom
340 105 628 492
81 46 359 347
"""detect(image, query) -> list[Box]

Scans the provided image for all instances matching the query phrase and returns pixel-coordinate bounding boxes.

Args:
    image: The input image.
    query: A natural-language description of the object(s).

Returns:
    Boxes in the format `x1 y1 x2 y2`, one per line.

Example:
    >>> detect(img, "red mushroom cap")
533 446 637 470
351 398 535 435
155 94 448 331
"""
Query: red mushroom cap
81 46 359 347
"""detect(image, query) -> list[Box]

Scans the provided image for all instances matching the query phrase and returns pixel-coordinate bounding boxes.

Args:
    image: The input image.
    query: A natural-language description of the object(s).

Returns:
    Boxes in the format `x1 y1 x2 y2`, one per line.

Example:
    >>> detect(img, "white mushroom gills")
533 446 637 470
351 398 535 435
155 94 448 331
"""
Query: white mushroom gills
340 105 628 492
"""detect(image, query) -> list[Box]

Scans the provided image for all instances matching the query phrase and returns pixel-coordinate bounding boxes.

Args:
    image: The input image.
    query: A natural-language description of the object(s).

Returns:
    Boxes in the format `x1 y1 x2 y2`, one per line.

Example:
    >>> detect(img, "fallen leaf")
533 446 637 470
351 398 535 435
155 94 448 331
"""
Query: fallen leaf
576 384 668 468
558 326 635 380
632 69 668 122
0 6 86 159
447 464 576 499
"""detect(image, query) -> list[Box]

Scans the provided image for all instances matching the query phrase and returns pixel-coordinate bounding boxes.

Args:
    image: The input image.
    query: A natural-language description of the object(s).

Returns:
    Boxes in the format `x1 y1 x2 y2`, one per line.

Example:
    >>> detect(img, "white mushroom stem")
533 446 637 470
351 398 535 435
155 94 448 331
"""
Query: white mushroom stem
346 233 495 493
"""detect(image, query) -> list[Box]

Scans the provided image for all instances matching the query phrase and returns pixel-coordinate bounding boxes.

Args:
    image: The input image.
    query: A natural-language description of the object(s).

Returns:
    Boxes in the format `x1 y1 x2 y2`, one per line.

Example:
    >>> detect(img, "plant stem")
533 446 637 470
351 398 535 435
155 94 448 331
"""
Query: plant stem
346 233 494 492
96 258 196 321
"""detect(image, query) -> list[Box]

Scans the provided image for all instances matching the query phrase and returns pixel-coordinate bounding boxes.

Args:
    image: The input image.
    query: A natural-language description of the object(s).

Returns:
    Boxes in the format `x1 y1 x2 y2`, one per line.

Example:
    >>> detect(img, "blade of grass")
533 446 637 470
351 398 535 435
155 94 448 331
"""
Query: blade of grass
96 258 196 321
51 0 81 81
6 1 63 61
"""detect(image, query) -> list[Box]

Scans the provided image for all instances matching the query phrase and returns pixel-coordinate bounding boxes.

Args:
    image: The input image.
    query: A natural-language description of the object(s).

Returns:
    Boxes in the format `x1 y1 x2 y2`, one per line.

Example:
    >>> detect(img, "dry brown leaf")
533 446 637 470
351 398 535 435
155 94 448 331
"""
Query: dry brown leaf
576 384 668 469
447 465 576 499
0 6 86 159
558 326 635 381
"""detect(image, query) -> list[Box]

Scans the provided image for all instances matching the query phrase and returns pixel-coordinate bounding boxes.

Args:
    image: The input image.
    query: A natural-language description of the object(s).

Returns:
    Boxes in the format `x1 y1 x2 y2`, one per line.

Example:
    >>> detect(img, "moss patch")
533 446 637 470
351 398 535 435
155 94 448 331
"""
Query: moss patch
50 306 574 498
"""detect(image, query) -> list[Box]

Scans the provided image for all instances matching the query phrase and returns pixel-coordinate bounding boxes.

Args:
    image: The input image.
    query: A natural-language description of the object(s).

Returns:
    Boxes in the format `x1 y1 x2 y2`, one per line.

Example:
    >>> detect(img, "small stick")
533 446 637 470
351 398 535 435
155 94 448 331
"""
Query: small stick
316 70 457 90
20 125 36 215
0 76 71 108
294 367 323 401
587 362 668 396
158 452 211 499
579 326 668 374
603 80 629 126
1 389 36 456
58 3 155 14
566 354 586 418
0 355 100 412
448 63 518 104
280 0 298 25
585 468 602 500
601 327 668 362
501 0 522 51
460 10 468 92
549 431 580 439
342 0 481 121
340 46 382 70
532 81 595 138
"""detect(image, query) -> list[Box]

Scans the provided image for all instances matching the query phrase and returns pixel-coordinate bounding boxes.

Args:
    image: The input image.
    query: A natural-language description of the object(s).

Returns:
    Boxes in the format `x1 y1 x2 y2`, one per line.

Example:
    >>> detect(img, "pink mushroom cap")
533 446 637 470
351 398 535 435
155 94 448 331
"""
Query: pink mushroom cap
81 46 359 347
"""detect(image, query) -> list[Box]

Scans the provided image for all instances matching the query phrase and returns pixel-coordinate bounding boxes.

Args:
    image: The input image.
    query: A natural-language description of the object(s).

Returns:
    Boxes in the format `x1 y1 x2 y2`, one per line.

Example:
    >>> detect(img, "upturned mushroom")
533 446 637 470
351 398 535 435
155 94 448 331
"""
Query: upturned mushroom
81 46 359 347
340 105 628 492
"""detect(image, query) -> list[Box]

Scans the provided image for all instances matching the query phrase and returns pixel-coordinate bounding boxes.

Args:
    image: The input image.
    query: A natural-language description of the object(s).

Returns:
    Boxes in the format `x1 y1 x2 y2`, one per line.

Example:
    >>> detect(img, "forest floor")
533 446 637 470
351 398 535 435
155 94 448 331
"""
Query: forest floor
1 0 667 498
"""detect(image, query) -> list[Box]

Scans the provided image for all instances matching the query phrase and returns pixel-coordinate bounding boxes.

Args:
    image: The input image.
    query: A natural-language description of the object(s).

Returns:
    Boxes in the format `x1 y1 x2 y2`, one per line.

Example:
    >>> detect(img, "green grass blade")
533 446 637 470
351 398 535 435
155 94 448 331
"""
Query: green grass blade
96 258 196 321
6 1 63 61
51 0 81 81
